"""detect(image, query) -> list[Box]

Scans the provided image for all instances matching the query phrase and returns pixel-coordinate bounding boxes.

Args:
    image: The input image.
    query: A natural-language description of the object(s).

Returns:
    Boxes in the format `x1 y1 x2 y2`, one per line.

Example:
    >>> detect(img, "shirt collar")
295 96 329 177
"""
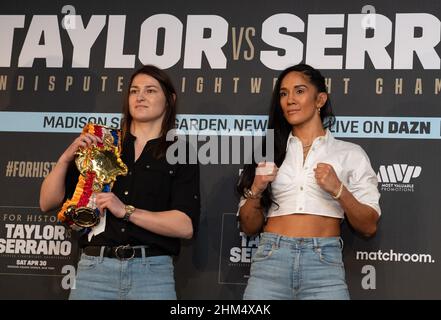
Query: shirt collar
126 131 161 145
286 128 333 151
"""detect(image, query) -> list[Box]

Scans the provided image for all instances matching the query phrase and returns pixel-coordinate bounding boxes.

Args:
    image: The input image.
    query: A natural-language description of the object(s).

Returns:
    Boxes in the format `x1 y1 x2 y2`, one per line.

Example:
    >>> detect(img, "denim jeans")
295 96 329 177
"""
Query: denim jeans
69 250 176 300
243 232 349 300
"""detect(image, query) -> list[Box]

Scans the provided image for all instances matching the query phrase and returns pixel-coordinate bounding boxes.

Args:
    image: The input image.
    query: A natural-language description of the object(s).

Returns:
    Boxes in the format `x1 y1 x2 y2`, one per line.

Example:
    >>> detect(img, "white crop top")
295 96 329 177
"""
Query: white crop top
238 130 381 219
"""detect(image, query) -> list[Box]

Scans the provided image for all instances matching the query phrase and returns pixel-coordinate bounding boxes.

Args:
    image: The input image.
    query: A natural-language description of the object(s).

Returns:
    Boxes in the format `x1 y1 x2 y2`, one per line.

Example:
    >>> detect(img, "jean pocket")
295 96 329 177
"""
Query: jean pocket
251 242 274 262
77 255 97 271
314 246 343 267
147 256 174 273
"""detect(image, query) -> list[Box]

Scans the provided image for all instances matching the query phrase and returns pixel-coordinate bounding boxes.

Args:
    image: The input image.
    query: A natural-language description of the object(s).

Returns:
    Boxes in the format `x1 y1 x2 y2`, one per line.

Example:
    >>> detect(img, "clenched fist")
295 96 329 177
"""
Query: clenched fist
251 162 278 194
314 163 341 197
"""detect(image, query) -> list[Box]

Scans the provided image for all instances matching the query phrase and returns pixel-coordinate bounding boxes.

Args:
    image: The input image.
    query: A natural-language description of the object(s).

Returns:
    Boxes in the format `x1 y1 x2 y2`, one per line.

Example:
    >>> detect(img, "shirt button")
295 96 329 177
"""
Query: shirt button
169 170 173 175
300 186 303 191
304 166 308 170
124 191 129 195
121 228 125 232
194 195 198 199
128 171 132 175
299 207 303 211
146 165 150 169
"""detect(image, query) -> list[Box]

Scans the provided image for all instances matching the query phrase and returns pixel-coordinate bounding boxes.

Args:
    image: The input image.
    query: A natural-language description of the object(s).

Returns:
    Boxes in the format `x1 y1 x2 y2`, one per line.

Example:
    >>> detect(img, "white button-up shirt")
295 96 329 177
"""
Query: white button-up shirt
266 129 381 219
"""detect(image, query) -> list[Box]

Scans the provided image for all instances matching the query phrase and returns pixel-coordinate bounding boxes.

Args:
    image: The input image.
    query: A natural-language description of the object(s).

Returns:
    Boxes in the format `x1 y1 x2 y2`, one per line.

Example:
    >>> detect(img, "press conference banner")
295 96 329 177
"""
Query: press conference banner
1 0 440 299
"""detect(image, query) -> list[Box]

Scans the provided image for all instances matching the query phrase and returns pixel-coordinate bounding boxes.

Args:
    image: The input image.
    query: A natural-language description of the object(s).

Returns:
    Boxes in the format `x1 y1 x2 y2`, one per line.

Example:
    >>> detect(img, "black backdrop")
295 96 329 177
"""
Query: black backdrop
1 0 440 299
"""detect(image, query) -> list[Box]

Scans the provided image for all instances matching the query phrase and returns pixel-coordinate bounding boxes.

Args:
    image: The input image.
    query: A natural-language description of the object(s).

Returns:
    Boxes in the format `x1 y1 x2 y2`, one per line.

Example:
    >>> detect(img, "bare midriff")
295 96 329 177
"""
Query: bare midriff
264 213 341 237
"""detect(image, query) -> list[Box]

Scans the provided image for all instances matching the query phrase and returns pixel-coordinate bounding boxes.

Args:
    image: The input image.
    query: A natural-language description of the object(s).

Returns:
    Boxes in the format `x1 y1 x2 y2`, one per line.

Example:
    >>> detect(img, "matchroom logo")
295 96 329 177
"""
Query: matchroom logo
377 164 422 192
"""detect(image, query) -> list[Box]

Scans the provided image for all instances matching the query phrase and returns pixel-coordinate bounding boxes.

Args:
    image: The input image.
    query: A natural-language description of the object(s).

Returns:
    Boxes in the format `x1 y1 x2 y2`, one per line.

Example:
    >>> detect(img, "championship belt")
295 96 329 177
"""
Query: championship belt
58 123 128 231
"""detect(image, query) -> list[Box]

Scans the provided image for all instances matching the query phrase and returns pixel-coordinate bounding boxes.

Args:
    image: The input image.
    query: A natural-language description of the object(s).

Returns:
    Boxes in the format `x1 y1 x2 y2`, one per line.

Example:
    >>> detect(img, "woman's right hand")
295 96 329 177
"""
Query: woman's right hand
59 133 102 164
251 162 278 195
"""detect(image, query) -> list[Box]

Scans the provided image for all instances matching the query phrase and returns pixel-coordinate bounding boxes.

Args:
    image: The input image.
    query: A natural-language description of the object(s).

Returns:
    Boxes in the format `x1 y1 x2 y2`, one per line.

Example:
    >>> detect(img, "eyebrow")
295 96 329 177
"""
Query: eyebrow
130 84 159 89
280 84 308 90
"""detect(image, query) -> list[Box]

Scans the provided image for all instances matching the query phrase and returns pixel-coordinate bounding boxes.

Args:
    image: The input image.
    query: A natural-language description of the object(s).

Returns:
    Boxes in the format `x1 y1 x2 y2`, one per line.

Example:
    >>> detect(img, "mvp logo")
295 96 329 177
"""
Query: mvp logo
377 164 421 183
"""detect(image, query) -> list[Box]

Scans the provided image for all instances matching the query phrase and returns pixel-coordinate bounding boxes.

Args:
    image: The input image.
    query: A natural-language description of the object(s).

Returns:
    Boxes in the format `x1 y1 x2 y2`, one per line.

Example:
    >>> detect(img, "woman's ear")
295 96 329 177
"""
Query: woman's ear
316 92 327 109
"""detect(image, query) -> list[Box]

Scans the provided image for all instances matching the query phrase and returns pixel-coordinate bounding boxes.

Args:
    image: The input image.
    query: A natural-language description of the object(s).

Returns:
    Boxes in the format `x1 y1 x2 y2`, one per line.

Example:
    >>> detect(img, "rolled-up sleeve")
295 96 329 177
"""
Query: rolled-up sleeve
170 162 201 235
347 148 381 216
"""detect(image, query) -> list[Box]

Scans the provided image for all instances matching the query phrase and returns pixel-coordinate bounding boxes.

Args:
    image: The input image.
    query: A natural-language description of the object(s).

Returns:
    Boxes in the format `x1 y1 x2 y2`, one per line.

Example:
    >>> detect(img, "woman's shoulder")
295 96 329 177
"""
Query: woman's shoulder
332 136 360 149
331 137 369 159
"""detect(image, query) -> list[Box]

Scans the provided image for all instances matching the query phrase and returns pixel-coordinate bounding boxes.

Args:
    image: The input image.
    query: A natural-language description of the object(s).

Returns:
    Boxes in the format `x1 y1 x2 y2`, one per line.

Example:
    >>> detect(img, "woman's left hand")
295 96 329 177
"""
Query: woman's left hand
314 163 342 197
95 192 125 218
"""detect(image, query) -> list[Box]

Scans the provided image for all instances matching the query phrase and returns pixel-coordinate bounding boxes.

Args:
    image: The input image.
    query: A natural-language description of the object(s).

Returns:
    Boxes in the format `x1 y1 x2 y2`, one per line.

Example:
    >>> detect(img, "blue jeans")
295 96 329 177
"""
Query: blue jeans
243 232 349 300
69 251 176 300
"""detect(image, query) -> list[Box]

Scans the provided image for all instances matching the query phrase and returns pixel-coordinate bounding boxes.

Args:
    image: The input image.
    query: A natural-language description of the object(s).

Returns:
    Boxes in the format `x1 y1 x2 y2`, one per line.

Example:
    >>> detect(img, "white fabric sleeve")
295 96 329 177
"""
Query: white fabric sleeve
346 147 381 216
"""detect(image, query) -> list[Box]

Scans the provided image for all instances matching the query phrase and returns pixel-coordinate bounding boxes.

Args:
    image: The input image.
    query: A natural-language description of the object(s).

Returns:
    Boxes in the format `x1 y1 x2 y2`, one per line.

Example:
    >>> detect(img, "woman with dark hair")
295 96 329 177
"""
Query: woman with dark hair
237 64 380 300
40 65 200 299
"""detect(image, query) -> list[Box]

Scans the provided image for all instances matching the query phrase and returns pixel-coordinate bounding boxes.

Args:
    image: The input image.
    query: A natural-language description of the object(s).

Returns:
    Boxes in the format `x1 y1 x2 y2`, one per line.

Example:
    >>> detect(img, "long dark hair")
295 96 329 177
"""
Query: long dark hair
121 65 177 159
237 64 335 211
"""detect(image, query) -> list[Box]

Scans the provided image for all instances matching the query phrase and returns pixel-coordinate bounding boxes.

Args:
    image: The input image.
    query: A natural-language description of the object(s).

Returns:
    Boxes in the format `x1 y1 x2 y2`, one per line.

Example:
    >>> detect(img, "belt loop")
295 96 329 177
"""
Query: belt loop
339 237 344 250
275 235 281 249
313 237 319 249
141 247 147 265
99 246 105 263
